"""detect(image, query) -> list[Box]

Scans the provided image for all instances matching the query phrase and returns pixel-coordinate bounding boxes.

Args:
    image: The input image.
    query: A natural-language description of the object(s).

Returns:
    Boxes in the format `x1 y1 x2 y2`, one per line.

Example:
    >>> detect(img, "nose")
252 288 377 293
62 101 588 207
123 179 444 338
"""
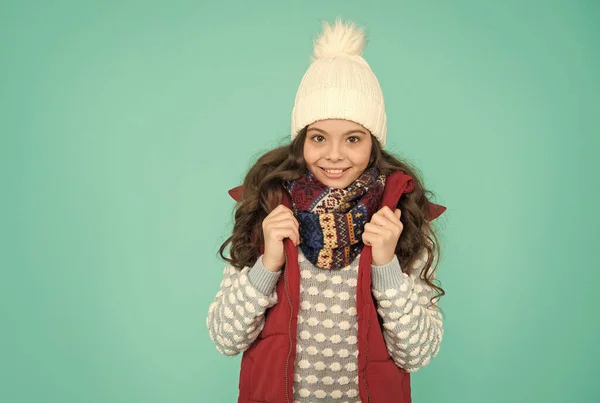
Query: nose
326 142 343 161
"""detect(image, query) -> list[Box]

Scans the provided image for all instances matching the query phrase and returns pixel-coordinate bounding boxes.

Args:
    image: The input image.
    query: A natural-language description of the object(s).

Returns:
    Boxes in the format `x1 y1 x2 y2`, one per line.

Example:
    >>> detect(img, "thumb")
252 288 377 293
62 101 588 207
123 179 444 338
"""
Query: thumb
395 208 401 219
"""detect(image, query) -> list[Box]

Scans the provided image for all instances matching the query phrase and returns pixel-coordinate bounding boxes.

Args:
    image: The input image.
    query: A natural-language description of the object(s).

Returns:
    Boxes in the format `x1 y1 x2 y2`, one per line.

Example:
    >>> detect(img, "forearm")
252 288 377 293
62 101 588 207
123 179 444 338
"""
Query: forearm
371 253 444 372
206 255 281 356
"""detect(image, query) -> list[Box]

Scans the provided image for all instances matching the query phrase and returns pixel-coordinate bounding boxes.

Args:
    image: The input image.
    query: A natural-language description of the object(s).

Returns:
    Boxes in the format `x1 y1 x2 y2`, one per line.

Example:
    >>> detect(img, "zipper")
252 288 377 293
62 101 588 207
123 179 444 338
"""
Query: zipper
363 309 372 402
283 250 292 403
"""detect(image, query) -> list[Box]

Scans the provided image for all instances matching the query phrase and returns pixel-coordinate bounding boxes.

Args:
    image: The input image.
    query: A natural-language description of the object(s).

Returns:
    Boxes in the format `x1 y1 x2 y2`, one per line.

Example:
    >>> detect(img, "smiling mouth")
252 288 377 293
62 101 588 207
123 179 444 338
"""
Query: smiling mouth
319 167 350 178
320 167 350 172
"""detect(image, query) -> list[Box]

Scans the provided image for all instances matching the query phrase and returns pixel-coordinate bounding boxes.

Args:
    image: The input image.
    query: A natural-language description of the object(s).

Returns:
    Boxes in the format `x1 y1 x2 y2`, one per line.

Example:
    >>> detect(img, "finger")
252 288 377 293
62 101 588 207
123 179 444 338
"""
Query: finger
370 212 398 230
270 204 286 214
276 227 300 245
283 227 301 246
366 222 394 240
269 215 299 230
384 207 402 229
362 231 371 246
270 204 293 216
268 210 299 228
370 213 386 226
363 226 387 241
271 227 300 245
364 222 385 234
269 206 292 217
375 207 403 230
362 231 380 246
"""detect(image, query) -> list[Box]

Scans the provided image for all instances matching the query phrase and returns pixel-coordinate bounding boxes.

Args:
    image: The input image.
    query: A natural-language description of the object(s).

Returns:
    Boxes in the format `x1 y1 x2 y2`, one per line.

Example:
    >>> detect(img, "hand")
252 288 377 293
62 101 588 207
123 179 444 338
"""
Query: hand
261 204 300 272
362 206 403 266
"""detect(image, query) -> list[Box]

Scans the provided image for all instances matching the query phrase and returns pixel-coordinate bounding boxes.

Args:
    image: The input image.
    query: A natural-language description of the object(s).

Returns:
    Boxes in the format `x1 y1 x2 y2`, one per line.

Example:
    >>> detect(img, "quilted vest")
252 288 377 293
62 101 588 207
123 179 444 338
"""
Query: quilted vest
227 170 446 403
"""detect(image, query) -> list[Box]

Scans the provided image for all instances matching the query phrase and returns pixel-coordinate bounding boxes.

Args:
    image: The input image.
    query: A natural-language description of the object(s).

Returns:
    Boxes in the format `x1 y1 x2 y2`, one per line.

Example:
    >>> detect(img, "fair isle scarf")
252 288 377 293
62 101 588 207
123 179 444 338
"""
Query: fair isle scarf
284 166 386 270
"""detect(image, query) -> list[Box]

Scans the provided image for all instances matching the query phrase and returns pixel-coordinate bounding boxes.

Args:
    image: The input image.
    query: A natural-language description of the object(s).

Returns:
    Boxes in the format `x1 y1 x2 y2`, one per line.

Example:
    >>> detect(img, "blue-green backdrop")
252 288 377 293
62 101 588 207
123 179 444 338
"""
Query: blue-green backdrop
2 0 598 402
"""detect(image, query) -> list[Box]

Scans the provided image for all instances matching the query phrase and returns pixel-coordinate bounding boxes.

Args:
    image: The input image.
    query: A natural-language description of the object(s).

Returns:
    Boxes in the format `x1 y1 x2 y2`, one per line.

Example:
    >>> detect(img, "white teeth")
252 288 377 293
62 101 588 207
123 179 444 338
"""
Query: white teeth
324 169 346 173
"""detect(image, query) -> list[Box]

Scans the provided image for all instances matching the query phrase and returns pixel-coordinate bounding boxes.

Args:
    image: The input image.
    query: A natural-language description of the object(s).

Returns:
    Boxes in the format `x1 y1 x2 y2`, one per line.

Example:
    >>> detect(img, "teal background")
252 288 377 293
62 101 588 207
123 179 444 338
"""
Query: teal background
2 0 598 402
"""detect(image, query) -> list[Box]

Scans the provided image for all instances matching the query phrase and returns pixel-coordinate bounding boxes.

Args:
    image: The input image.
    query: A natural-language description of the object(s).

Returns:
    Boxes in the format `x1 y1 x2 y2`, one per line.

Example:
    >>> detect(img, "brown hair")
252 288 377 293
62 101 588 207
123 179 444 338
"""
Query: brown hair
218 127 445 309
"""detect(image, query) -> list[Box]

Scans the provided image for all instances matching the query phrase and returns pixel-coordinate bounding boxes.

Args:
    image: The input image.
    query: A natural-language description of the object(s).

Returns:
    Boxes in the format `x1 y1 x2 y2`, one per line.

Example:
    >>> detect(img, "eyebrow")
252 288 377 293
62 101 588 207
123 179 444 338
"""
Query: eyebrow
307 127 368 136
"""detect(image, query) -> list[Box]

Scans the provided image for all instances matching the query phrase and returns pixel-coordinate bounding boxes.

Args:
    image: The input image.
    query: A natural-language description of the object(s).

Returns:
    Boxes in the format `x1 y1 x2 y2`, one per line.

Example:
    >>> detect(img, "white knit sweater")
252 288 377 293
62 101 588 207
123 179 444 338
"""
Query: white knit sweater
207 247 444 402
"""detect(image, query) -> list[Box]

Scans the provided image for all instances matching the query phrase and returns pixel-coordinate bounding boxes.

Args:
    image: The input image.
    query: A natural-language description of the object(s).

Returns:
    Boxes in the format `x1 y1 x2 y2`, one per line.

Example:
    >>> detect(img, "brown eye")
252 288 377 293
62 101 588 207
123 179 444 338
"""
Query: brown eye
348 136 360 143
311 135 325 142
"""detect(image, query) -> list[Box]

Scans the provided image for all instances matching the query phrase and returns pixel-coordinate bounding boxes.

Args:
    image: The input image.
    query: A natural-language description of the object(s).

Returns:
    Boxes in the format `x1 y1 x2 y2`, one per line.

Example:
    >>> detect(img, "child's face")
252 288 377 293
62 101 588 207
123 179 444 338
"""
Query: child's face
303 119 373 189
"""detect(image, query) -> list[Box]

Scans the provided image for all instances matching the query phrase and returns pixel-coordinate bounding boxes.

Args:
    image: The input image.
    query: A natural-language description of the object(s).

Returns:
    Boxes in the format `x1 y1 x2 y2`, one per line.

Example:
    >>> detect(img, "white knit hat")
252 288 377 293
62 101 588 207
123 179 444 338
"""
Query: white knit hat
291 18 387 146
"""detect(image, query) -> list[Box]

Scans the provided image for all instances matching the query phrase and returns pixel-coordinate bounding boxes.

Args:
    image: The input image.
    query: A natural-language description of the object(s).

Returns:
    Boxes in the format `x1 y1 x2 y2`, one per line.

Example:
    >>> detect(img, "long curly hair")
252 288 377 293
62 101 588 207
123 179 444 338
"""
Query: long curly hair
218 126 445 309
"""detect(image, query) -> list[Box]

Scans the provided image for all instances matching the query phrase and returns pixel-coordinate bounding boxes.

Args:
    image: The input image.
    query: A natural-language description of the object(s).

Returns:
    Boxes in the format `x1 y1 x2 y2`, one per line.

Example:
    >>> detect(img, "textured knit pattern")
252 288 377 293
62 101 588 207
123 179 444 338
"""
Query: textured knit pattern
293 249 361 402
372 247 444 371
206 255 280 356
285 166 386 270
206 247 444 400
291 18 387 146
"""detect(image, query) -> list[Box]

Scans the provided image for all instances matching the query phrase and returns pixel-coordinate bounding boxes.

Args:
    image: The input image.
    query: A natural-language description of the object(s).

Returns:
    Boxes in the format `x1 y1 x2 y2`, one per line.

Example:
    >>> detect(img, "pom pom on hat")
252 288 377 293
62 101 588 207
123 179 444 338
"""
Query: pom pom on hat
312 18 366 60
291 18 387 146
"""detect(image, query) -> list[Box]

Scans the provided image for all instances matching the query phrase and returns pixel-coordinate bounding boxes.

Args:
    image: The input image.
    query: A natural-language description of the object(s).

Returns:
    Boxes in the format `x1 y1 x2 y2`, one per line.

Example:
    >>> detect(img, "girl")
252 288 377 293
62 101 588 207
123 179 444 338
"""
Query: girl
207 18 447 403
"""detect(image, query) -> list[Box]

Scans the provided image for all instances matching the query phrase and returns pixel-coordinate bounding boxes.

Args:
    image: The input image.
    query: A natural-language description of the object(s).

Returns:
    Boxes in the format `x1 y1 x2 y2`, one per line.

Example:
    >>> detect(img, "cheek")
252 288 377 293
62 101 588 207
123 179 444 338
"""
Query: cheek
303 144 318 165
349 147 371 166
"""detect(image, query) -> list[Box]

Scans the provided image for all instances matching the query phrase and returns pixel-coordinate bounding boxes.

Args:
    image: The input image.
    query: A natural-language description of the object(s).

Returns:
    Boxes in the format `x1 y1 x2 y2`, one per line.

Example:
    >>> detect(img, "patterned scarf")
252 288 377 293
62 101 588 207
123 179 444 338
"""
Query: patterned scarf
284 166 386 270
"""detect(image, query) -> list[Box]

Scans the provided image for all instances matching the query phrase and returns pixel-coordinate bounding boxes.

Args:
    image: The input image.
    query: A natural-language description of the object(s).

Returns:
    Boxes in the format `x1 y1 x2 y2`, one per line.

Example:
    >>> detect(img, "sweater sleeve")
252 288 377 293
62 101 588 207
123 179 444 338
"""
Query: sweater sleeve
206 254 281 356
370 247 444 372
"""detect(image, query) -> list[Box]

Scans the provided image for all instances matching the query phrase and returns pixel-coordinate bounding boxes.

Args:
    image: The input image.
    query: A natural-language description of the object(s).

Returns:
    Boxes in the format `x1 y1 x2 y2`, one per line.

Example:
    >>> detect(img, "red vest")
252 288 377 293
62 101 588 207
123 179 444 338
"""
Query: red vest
228 171 446 403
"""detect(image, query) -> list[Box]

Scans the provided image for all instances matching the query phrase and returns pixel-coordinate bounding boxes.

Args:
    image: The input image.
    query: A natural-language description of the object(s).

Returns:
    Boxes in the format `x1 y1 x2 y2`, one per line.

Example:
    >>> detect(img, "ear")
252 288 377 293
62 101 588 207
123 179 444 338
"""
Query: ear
228 185 243 202
427 202 446 221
